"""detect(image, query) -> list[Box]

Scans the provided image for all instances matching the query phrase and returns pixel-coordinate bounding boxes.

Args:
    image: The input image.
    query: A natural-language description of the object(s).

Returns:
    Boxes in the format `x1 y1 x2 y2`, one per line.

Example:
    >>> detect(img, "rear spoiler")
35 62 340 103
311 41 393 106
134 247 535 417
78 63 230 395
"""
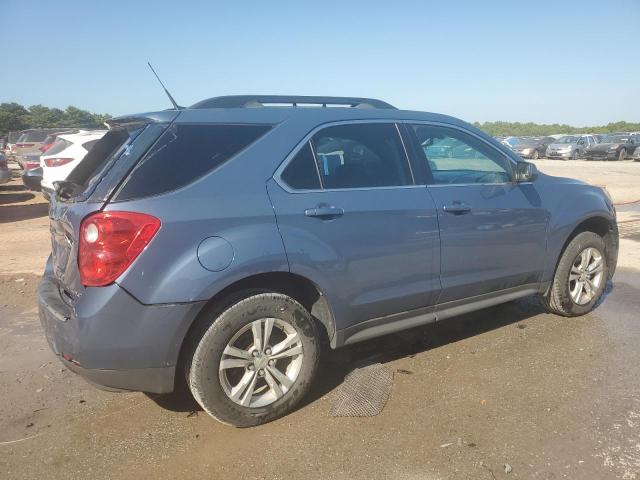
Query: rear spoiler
105 111 180 130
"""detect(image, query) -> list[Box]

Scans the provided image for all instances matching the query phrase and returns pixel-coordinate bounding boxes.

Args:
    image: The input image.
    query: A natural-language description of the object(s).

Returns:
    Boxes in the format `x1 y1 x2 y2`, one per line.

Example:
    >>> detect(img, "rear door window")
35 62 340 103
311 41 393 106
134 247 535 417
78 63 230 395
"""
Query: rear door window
115 123 271 200
310 123 413 189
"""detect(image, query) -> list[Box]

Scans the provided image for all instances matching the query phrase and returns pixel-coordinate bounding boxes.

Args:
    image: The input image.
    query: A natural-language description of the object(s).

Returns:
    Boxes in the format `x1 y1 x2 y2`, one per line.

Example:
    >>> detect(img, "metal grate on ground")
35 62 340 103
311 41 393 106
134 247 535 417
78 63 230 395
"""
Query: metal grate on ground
330 363 394 417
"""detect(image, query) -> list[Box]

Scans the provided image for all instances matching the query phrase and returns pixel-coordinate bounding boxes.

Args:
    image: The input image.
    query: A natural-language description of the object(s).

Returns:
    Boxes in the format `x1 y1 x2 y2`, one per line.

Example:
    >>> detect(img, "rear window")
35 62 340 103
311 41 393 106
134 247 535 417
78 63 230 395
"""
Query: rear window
115 123 271 200
66 128 136 190
45 139 73 156
22 131 49 142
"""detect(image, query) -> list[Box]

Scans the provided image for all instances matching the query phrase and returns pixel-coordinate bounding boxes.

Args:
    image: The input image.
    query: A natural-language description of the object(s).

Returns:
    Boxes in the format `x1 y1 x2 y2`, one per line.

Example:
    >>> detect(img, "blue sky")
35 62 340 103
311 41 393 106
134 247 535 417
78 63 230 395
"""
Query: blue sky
2 0 639 125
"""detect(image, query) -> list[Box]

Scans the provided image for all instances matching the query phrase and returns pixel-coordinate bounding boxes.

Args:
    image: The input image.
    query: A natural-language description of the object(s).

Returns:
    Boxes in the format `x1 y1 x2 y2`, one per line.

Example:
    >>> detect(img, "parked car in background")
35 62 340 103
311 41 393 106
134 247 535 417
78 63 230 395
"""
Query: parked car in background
546 134 599 160
500 136 519 149
5 130 27 160
512 136 555 159
584 133 639 161
22 166 43 191
21 153 42 170
39 130 74 155
39 95 618 427
40 130 106 199
0 152 11 185
14 129 58 166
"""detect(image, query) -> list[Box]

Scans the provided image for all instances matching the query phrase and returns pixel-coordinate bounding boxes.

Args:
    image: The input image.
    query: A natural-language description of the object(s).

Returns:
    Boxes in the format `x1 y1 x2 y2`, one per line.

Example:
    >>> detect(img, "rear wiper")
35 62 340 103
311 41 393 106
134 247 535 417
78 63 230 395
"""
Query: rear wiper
53 180 84 200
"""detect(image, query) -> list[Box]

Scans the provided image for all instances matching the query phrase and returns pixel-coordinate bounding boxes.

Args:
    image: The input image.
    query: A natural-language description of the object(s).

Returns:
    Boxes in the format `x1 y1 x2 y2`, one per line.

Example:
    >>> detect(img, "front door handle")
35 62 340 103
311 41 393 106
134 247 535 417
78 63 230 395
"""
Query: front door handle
442 202 471 215
304 205 344 219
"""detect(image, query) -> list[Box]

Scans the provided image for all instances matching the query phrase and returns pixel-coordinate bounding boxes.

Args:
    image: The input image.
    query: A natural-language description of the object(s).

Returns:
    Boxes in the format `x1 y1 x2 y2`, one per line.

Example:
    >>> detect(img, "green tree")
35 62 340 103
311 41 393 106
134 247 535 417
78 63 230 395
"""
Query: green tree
0 102 30 134
26 104 65 128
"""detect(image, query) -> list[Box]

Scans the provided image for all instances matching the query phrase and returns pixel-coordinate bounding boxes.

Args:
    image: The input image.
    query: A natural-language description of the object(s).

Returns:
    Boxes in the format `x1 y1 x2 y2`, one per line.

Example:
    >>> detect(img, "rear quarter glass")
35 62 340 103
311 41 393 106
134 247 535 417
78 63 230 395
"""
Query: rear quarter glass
114 123 271 201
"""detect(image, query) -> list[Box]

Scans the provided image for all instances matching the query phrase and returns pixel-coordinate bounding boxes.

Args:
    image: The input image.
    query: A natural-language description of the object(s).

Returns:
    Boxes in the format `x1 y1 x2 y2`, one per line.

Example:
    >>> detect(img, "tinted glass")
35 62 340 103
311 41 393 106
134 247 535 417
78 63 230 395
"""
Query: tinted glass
44 139 73 156
117 123 271 200
311 123 412 189
22 131 49 142
281 142 321 189
82 139 99 151
410 124 512 185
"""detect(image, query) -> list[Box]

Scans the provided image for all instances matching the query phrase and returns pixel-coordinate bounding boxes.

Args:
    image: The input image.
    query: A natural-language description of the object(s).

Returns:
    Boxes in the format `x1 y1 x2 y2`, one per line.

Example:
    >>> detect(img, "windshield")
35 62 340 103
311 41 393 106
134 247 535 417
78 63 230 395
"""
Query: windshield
600 135 629 143
556 136 577 144
517 137 541 145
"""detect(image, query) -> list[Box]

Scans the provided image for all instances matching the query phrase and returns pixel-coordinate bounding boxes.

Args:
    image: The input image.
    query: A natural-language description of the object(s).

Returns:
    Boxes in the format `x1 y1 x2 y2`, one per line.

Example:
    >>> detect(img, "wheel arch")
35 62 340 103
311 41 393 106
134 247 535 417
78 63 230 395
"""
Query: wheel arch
549 215 618 290
174 271 337 390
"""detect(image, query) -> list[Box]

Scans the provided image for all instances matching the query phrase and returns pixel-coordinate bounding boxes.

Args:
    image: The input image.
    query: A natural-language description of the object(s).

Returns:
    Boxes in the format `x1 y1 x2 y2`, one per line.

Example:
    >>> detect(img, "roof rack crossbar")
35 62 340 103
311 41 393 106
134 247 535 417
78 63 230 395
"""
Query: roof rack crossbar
190 95 396 110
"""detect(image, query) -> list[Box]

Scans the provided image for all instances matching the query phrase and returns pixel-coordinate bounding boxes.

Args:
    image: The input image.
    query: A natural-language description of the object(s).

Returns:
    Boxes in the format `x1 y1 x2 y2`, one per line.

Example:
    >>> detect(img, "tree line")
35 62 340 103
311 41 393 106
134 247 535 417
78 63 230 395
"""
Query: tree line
473 120 640 137
0 102 111 136
1 101 638 138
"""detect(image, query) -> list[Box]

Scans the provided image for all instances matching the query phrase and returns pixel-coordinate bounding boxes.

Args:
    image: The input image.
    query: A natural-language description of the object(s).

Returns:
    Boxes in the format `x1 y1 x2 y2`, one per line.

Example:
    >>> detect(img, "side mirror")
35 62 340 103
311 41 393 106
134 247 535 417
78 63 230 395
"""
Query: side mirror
515 161 538 182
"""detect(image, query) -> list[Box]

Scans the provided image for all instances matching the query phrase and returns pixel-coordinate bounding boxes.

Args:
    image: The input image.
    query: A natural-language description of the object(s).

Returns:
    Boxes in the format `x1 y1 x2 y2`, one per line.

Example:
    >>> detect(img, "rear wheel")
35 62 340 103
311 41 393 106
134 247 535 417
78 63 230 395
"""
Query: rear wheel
545 232 608 316
188 292 320 427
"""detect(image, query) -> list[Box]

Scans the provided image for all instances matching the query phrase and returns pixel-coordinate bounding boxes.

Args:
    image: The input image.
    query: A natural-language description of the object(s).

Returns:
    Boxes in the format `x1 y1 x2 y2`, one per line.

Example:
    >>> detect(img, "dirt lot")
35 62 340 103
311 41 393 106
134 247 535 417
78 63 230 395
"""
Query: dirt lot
1 160 639 480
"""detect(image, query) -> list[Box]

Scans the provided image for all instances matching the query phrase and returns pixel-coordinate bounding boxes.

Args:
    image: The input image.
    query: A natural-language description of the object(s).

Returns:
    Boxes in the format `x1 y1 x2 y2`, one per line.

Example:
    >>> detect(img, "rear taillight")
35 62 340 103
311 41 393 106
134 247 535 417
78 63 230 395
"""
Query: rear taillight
79 211 161 287
44 157 73 167
23 161 40 170
40 143 53 153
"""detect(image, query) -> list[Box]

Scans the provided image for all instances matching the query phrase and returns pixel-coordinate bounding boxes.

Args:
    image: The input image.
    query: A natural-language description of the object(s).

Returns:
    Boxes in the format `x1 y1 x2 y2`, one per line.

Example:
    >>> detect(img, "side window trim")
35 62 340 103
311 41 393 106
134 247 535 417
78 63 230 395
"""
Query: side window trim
398 123 433 185
273 120 420 193
308 139 325 189
399 120 517 186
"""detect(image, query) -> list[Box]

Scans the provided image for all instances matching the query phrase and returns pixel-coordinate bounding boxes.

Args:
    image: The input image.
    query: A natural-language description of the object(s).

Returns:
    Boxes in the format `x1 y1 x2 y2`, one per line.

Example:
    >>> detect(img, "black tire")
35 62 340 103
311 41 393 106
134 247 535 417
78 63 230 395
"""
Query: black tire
617 149 626 162
188 292 320 427
544 231 608 317
571 150 579 160
532 149 539 160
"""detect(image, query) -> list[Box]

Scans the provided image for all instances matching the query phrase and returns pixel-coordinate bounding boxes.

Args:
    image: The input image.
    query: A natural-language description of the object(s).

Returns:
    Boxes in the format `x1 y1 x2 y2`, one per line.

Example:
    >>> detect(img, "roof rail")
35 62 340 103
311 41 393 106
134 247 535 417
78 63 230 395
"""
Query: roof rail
190 95 396 110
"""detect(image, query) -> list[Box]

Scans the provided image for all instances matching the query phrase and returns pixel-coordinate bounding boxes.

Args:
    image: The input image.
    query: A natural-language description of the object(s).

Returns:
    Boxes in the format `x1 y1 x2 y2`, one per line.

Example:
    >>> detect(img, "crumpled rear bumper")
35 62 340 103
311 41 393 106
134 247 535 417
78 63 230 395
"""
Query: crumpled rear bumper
38 258 205 393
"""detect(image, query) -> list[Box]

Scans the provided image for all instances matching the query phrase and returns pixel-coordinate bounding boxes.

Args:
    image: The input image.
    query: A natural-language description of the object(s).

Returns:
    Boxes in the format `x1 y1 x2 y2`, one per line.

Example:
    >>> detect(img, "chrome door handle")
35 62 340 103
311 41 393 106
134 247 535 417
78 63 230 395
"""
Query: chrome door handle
304 206 344 219
442 202 471 215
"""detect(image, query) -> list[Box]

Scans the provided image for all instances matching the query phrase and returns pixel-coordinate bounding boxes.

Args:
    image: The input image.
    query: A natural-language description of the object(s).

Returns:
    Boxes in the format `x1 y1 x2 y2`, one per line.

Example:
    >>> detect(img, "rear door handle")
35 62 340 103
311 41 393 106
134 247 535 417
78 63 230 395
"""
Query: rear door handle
304 206 344 219
442 202 471 215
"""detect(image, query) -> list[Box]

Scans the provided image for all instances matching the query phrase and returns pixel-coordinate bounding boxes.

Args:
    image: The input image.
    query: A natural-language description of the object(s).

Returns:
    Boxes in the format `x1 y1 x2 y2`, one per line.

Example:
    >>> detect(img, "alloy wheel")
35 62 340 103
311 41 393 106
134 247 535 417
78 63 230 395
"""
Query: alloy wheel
568 247 604 305
219 318 304 408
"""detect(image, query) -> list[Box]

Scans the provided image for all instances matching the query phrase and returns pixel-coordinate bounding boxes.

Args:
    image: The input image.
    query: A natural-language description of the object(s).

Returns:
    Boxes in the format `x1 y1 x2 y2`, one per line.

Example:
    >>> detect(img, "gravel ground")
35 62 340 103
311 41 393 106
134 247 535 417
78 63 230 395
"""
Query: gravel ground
1 160 639 479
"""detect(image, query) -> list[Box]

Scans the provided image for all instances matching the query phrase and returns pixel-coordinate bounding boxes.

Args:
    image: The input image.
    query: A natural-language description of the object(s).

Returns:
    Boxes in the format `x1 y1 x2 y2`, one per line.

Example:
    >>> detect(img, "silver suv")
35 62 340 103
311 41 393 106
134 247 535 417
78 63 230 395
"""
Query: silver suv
546 134 598 160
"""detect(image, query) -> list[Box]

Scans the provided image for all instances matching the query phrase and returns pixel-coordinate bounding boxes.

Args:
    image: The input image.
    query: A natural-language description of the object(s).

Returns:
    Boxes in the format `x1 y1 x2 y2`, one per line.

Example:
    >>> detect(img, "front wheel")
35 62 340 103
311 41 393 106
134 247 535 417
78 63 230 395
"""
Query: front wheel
571 150 579 160
617 149 626 162
188 292 320 427
544 232 608 316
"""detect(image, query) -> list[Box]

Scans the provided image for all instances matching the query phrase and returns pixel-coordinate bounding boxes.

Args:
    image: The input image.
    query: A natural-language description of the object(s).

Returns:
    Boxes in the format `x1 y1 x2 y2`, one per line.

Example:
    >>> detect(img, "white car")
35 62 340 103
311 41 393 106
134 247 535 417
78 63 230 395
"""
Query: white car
40 130 107 198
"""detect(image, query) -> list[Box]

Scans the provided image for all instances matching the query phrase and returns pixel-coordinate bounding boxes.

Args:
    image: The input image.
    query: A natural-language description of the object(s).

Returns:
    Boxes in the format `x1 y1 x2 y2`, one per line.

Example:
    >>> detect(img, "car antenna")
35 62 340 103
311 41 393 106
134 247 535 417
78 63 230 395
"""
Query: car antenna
147 62 182 110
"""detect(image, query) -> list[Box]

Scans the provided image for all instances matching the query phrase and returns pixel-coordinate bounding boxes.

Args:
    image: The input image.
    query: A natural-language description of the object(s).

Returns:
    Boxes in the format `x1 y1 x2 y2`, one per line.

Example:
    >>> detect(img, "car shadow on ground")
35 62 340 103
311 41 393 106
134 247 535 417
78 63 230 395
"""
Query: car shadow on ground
0 191 35 205
0 203 49 223
149 298 546 415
